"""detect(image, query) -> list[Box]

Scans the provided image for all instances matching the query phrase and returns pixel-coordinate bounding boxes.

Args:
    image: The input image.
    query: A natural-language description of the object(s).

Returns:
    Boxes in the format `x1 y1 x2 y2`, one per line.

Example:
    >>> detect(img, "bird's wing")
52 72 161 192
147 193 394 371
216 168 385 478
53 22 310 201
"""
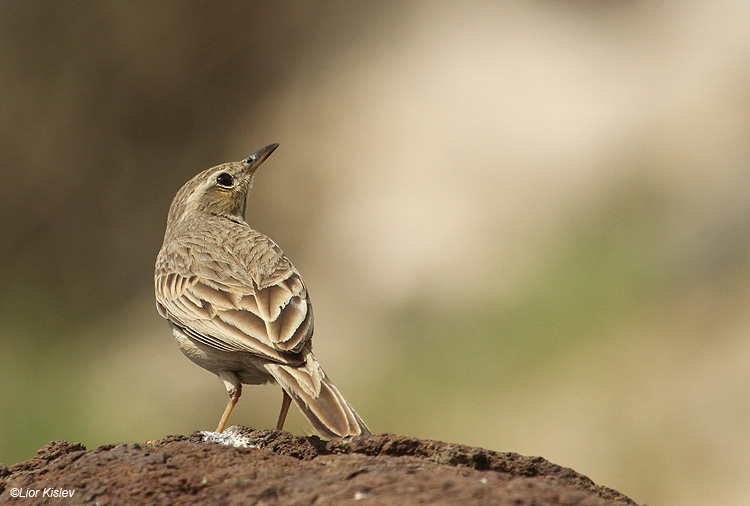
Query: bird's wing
155 233 313 366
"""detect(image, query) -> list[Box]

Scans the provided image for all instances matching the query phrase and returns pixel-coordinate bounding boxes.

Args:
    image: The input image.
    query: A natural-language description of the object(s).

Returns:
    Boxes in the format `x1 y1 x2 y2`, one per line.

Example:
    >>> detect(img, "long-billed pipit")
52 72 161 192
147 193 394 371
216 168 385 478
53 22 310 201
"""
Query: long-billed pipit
154 144 370 438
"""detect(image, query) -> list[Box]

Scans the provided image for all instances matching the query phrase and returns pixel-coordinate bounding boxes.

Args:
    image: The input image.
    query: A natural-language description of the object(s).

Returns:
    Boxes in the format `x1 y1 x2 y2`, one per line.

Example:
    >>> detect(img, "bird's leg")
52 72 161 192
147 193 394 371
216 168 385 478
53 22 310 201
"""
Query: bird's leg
216 371 242 433
216 389 240 433
276 390 292 431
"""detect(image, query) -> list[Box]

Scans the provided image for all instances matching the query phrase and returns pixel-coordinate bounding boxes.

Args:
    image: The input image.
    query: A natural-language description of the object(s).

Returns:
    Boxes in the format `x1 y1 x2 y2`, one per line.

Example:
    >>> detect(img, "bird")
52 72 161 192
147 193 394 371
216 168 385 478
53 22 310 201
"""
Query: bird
154 143 370 439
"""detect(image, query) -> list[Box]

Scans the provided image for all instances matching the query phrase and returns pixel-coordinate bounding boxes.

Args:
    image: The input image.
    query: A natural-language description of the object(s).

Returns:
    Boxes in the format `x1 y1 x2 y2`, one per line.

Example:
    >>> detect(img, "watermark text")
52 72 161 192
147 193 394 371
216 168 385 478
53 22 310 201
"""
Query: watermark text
9 487 76 499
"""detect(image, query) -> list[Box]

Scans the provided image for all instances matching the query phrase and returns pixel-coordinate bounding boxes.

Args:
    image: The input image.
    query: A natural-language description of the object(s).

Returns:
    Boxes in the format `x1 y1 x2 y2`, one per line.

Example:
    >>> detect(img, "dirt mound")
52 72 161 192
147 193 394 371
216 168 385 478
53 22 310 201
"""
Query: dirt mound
0 427 638 505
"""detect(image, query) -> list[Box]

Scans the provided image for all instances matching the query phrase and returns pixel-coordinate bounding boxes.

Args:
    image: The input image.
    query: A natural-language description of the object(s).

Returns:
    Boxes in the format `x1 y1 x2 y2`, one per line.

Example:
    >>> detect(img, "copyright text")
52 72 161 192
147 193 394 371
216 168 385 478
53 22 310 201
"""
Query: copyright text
9 487 76 498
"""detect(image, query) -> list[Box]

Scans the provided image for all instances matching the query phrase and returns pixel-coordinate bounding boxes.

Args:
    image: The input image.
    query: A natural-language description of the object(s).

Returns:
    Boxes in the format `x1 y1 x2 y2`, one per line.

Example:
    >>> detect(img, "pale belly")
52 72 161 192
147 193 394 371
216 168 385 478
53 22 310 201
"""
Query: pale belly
170 324 275 386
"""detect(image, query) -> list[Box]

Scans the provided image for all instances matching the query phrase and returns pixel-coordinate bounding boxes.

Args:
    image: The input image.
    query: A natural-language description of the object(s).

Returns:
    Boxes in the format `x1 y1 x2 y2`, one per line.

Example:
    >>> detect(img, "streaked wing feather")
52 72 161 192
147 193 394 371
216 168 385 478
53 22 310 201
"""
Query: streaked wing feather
268 296 312 351
255 272 311 352
190 280 244 310
155 266 313 364
220 306 268 340
176 321 238 353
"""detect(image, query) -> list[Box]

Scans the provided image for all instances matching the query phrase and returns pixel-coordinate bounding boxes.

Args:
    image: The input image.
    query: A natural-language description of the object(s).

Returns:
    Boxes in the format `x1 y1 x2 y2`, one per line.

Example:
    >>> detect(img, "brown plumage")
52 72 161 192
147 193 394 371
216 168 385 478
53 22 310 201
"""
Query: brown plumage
154 143 370 438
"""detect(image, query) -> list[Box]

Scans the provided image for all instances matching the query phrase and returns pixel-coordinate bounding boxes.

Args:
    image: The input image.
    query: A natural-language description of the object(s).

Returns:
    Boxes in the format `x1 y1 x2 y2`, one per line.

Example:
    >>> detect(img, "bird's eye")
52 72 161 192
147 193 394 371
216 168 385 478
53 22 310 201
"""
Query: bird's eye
216 173 234 188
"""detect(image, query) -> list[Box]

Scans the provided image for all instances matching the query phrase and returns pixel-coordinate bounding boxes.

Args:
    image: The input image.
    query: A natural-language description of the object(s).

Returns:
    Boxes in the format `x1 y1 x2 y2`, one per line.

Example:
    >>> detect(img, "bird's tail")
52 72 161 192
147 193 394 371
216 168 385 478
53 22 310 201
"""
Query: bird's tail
265 351 370 439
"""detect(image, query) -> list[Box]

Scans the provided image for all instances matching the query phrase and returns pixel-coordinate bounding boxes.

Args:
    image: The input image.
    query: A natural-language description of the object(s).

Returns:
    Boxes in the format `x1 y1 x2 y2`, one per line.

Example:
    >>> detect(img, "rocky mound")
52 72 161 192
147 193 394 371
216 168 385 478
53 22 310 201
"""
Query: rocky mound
0 427 639 505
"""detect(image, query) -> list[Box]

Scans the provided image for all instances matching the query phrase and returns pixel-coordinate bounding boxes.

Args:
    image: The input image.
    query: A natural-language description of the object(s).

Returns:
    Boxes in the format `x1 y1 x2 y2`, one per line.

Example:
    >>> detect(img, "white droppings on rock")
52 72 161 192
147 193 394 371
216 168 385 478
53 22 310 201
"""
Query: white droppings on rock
201 426 258 449
354 490 373 500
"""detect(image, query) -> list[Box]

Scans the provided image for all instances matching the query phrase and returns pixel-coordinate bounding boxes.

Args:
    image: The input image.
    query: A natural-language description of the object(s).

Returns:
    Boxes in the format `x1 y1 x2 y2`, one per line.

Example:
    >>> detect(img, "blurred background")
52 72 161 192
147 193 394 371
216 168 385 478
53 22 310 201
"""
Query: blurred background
1 1 749 505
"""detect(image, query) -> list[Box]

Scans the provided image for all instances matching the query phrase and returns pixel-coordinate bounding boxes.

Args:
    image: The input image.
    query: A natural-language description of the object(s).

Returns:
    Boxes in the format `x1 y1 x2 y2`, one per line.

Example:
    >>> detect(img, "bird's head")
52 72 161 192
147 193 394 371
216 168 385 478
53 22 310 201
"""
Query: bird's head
165 143 279 232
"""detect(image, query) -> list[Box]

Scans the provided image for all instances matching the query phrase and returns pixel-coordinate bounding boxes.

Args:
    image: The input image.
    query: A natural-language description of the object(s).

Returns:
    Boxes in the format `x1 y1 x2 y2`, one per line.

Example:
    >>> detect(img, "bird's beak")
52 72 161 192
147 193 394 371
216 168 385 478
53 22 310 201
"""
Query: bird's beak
242 143 279 174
